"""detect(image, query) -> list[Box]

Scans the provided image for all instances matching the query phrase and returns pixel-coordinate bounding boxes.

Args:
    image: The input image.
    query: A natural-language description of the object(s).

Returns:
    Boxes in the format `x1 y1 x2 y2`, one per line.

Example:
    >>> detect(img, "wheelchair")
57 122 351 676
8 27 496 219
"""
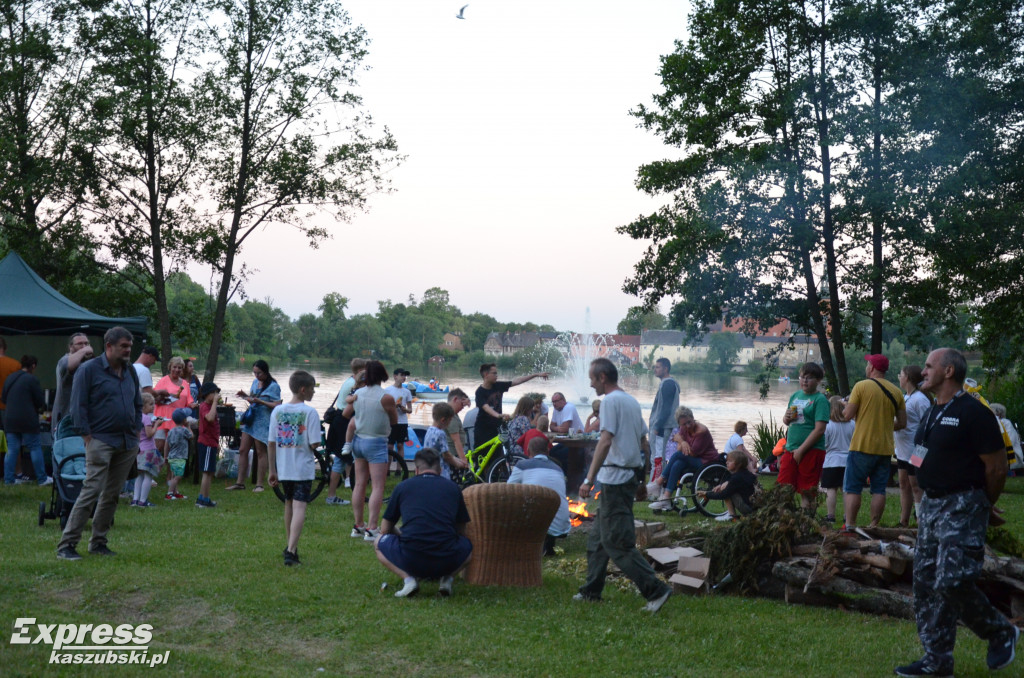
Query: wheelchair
651 456 731 519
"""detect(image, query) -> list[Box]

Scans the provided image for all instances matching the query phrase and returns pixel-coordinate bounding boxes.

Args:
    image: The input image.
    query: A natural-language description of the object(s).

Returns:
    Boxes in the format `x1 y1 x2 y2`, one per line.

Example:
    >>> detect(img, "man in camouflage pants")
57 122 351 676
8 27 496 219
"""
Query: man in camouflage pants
895 348 1019 677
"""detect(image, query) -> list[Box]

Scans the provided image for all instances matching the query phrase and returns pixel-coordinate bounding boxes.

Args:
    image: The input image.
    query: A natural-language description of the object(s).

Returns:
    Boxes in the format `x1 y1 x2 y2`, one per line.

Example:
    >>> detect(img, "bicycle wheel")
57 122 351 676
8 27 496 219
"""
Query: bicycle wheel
694 464 731 518
274 451 330 503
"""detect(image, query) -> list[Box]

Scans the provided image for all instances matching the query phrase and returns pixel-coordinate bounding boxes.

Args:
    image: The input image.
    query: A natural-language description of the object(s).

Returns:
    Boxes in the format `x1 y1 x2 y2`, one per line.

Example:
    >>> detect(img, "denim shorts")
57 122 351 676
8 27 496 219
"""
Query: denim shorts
844 450 891 495
331 454 348 474
353 436 388 464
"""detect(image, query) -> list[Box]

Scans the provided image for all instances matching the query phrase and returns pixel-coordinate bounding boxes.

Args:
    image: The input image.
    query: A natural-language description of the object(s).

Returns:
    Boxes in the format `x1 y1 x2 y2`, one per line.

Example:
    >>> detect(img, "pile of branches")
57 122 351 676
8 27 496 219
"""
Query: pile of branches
700 484 820 593
687 485 1024 621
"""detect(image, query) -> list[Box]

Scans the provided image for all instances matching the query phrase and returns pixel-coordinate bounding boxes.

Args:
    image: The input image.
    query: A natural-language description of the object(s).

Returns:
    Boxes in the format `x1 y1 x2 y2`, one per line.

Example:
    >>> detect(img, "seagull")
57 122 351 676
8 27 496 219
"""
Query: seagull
456 4 468 19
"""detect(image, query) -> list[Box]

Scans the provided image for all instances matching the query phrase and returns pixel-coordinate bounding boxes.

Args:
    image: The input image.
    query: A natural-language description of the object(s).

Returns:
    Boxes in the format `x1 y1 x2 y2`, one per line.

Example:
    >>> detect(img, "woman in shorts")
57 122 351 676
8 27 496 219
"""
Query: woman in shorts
342 360 398 541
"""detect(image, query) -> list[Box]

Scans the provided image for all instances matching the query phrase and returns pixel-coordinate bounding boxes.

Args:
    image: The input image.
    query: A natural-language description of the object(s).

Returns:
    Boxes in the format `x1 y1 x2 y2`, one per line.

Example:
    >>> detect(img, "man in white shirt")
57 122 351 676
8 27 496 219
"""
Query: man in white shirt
549 392 584 434
132 346 162 396
384 368 413 457
575 358 671 613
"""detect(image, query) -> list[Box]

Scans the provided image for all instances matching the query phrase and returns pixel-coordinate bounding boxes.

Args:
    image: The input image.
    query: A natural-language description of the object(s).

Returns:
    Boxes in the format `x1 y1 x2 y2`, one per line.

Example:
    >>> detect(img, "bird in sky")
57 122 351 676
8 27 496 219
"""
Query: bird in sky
456 4 468 19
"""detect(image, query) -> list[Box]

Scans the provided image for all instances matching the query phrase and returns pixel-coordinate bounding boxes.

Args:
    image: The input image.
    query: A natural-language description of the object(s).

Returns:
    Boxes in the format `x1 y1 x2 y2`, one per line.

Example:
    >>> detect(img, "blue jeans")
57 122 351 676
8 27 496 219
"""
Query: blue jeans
4 432 47 484
660 452 703 493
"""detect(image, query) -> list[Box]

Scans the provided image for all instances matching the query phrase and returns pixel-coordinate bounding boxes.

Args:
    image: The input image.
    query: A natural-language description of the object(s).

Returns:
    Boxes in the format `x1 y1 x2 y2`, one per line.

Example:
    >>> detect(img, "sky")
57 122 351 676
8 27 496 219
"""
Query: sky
196 0 692 333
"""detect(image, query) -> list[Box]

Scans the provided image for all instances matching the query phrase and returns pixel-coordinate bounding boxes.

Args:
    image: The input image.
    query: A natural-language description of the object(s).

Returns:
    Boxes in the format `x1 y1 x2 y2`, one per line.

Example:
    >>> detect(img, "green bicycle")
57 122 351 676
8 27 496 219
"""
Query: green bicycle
451 424 521 487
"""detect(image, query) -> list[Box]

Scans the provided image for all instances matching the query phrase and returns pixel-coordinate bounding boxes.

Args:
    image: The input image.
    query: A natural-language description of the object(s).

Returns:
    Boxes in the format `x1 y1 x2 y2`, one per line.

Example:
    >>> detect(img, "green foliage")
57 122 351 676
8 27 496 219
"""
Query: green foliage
616 305 667 335
705 332 741 371
750 414 786 463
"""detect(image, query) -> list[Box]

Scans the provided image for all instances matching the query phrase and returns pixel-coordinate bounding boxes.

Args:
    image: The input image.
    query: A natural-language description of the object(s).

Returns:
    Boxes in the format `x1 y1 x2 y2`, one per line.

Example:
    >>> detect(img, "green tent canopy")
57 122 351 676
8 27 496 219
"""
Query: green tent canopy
0 251 147 337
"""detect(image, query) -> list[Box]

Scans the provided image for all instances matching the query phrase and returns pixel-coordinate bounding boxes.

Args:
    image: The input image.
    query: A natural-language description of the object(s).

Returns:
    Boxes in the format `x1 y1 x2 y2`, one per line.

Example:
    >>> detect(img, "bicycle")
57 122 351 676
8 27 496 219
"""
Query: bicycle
450 424 522 488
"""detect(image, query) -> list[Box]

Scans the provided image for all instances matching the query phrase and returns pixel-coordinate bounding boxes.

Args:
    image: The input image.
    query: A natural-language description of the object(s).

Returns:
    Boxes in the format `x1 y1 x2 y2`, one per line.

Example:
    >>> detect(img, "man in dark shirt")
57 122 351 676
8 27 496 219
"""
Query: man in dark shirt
473 363 548 446
56 327 142 561
895 348 1017 677
373 448 473 598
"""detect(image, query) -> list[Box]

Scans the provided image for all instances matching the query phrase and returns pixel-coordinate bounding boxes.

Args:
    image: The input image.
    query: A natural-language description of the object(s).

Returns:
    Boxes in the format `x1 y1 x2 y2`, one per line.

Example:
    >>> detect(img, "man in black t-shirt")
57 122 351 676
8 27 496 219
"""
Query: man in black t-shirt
894 348 1017 677
373 448 473 598
472 363 549 446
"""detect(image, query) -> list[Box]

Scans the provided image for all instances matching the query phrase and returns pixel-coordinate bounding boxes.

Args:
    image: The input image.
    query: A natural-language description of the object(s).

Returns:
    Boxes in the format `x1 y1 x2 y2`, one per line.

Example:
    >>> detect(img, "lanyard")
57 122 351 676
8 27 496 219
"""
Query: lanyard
920 390 964 442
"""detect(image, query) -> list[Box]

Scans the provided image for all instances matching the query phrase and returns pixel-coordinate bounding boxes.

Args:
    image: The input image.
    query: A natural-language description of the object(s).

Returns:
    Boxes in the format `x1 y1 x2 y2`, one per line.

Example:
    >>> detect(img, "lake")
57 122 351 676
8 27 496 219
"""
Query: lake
210 362 802 446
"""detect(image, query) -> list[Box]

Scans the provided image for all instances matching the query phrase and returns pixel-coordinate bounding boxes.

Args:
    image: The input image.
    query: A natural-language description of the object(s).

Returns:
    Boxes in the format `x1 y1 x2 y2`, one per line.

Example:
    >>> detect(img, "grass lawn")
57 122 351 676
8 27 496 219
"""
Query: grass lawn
2 475 1022 677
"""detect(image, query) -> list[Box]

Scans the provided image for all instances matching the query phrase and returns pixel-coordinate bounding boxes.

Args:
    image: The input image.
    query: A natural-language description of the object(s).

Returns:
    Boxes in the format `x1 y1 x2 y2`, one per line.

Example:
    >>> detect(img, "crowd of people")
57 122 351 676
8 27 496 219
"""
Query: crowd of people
1 330 1019 672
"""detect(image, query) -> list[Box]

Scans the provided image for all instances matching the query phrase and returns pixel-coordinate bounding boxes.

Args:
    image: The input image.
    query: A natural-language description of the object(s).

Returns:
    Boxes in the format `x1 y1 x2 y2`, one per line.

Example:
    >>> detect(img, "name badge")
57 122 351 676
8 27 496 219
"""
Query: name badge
910 444 929 468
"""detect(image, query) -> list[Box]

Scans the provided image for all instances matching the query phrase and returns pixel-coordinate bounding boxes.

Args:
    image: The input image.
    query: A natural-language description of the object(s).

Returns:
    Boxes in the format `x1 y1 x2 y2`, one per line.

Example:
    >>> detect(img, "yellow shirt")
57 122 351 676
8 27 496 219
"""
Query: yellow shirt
848 377 905 456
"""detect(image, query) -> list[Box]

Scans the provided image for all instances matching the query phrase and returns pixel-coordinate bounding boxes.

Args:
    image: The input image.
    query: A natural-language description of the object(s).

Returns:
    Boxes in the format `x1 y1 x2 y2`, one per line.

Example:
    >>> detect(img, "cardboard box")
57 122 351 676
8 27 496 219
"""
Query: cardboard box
669 556 711 593
646 546 704 569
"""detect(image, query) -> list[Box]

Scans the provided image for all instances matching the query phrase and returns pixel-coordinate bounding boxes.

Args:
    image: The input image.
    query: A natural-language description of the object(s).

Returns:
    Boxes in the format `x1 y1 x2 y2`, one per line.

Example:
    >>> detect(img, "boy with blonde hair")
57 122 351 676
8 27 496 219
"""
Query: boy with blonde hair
268 371 321 566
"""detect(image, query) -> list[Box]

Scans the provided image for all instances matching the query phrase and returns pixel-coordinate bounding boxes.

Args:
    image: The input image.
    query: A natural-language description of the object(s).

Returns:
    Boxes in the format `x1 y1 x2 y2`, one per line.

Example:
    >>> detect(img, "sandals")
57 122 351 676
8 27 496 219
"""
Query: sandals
252 485 264 493
226 483 245 491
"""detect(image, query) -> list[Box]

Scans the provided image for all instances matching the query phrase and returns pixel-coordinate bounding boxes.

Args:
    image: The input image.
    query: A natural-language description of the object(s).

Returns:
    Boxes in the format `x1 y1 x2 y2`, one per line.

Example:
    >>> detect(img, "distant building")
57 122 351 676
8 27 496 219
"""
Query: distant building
439 332 464 352
484 331 542 357
640 323 831 371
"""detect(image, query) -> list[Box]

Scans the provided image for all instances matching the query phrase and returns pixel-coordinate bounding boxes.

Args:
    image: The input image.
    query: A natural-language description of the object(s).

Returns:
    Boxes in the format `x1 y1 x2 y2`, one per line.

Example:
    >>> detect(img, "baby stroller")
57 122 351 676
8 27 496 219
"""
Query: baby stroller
38 417 87 529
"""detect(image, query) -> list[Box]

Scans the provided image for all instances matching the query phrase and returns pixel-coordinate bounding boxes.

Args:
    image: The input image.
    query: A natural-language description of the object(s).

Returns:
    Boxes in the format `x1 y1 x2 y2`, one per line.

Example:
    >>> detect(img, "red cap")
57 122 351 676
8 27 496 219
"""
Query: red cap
864 354 889 372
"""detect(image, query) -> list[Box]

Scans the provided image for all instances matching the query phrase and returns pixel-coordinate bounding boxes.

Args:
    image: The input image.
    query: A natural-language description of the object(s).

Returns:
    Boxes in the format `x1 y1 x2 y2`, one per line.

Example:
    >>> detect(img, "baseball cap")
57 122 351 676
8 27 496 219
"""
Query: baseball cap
199 382 220 399
141 346 160 360
171 407 192 424
864 354 890 372
394 368 411 376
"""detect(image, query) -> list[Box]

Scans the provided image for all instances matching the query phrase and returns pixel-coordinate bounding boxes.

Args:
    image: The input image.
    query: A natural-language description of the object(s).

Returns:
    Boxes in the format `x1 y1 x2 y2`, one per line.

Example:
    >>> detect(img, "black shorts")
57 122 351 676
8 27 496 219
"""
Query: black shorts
895 459 917 476
280 480 312 503
388 424 409 446
197 443 219 474
820 466 845 489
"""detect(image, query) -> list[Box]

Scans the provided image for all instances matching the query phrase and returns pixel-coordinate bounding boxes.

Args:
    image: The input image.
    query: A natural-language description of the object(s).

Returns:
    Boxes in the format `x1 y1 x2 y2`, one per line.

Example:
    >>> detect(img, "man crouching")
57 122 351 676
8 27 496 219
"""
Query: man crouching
374 447 473 598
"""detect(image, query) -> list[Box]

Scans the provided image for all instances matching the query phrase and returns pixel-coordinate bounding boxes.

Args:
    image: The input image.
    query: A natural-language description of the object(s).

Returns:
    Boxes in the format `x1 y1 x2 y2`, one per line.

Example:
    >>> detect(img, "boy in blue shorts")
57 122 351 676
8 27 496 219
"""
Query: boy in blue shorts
268 370 321 566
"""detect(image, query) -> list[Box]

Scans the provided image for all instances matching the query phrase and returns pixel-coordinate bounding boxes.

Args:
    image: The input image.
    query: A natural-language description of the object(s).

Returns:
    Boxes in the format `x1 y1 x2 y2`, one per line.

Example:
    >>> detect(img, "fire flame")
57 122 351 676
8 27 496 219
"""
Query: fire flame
567 498 591 527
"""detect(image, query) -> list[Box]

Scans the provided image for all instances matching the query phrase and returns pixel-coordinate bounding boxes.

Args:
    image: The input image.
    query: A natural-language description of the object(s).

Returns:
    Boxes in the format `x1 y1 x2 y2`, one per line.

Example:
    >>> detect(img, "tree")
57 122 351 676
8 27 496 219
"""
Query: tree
201 0 398 382
706 332 741 371
619 0 947 395
616 306 667 335
85 0 215 367
0 0 106 292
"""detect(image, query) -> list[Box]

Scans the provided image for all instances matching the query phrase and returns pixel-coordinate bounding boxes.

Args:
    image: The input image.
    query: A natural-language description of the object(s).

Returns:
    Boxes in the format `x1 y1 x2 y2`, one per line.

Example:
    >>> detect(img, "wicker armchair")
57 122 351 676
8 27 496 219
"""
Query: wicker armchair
462 482 561 587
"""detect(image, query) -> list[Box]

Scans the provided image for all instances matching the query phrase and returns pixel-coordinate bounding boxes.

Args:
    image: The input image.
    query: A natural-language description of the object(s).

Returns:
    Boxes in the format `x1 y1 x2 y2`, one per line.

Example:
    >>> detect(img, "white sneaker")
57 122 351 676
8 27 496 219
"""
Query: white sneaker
326 496 351 506
39 476 53 486
343 477 351 489
715 513 736 522
643 589 671 613
438 575 454 597
394 579 419 598
363 528 381 542
350 525 365 538
649 499 671 511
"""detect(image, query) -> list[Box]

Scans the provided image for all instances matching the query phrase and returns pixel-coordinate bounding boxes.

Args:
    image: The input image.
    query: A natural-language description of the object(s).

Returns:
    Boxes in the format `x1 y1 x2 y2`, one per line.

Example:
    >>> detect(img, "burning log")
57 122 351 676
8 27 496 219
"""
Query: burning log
567 498 593 527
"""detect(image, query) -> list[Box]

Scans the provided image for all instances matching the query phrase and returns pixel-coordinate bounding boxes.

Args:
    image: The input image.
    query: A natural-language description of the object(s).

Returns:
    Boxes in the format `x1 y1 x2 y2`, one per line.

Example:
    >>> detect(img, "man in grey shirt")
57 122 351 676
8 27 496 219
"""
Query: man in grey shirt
648 358 680 481
57 327 141 560
52 332 93 432
576 358 671 613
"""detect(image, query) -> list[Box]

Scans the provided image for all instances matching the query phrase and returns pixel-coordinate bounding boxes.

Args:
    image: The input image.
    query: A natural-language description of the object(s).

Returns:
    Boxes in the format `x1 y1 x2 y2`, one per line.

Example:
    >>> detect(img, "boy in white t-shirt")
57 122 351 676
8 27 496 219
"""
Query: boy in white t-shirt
268 370 322 566
384 368 413 457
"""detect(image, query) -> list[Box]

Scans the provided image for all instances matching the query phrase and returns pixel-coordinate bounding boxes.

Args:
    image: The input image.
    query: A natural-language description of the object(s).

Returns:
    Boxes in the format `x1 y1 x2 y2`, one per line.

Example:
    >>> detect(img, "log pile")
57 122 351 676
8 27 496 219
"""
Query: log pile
670 486 1024 621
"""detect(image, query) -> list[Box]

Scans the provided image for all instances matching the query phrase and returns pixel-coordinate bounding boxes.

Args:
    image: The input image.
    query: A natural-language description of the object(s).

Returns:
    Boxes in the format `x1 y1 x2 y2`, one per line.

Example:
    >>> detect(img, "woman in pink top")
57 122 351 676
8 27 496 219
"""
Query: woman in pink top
649 406 719 509
153 356 194 454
